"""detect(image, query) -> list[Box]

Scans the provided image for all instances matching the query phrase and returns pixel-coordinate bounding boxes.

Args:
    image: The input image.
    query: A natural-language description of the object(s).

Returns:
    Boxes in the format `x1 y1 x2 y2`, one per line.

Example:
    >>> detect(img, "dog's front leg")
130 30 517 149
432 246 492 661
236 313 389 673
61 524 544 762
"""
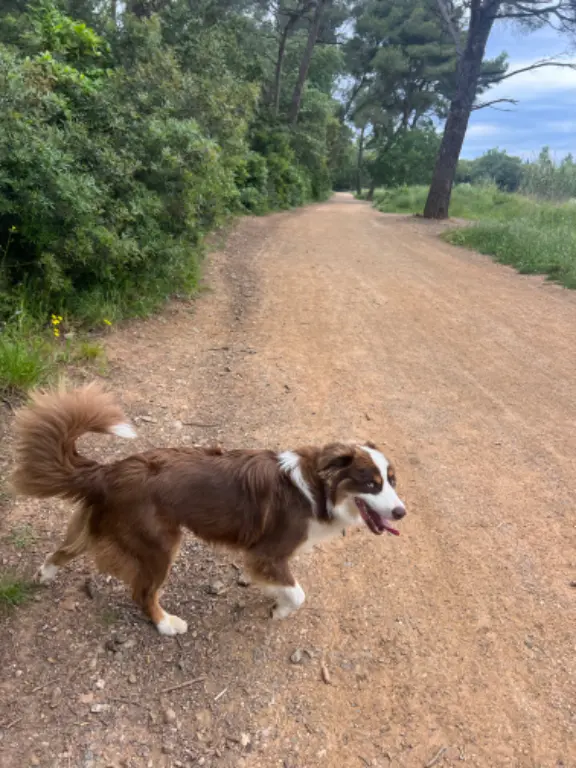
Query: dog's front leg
264 582 306 620
245 554 305 620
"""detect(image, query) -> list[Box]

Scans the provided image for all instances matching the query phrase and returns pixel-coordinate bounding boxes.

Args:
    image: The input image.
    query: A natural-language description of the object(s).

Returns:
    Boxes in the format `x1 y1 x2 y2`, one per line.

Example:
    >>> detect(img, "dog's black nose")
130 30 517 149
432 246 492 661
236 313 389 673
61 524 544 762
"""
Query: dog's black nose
392 506 406 520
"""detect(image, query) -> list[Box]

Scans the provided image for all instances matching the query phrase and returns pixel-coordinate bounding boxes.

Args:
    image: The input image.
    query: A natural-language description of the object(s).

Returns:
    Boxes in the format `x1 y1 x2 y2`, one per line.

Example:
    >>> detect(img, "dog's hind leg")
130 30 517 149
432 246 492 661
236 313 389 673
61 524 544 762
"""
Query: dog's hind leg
245 555 305 620
36 507 90 584
130 534 187 636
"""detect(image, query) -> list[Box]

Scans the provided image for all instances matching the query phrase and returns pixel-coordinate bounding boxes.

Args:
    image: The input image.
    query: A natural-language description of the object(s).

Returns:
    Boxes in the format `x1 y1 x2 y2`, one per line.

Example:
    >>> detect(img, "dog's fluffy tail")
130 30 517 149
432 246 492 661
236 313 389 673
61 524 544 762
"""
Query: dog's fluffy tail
12 383 136 501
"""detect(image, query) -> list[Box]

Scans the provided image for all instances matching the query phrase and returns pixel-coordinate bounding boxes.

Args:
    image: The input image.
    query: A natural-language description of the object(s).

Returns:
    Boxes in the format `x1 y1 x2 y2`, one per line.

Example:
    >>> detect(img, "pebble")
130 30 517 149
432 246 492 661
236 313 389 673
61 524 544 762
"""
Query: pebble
95 679 106 690
128 674 137 684
50 686 62 709
163 707 177 724
207 580 227 596
237 573 251 587
290 649 304 664
90 703 109 714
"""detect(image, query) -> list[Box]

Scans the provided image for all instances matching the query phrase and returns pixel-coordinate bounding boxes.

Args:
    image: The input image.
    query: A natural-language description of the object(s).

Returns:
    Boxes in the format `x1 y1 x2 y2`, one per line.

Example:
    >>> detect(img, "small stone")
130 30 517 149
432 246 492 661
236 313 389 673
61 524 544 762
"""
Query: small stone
95 679 106 690
61 597 77 611
207 580 227 596
240 733 251 748
50 686 62 709
90 703 109 714
570 580 576 588
141 415 157 423
80 693 94 705
163 708 177 724
30 757 40 766
237 573 251 587
128 674 137 684
290 649 304 664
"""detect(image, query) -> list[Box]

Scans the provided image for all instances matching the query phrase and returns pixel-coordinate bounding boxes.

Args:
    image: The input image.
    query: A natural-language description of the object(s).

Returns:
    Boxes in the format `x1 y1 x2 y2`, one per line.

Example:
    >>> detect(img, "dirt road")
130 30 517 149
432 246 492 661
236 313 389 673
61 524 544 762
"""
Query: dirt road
1 193 575 768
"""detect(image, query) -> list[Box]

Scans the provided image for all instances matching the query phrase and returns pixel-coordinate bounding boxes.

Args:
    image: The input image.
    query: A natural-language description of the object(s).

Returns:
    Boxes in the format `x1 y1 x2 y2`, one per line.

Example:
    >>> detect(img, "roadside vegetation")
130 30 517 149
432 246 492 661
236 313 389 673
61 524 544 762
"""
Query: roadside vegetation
369 148 576 290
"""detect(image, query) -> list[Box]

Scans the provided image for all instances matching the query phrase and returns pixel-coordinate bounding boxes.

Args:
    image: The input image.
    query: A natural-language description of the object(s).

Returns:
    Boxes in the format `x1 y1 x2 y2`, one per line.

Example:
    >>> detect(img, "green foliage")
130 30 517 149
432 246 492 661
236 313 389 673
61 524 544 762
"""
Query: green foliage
367 125 441 188
455 149 524 192
0 0 344 337
0 333 54 396
521 147 576 201
0 571 35 611
446 205 576 290
373 181 536 219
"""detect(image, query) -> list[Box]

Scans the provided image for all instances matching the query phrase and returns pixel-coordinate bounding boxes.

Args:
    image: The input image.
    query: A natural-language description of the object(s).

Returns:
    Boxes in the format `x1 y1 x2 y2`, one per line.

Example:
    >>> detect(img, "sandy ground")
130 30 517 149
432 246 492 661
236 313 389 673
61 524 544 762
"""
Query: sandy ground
0 193 575 768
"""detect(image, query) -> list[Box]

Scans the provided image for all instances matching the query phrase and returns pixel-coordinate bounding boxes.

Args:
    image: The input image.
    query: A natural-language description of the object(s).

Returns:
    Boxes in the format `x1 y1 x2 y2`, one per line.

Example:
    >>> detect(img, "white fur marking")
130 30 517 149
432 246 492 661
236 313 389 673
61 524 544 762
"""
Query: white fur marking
109 422 137 439
359 446 405 517
37 560 58 584
156 611 188 636
297 518 343 554
278 451 316 511
265 582 306 620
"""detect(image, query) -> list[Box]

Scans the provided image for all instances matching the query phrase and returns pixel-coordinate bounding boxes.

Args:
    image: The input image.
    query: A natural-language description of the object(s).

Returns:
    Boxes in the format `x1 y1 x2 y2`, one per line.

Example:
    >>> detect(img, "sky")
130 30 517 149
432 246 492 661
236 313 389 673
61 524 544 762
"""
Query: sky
463 21 576 160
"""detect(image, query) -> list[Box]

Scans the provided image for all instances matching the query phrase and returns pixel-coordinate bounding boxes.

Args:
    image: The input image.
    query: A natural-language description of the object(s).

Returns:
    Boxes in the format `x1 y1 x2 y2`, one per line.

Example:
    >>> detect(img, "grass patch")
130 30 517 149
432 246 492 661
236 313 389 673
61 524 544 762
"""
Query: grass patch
0 307 112 398
0 571 35 611
7 523 37 550
0 334 54 397
372 183 576 289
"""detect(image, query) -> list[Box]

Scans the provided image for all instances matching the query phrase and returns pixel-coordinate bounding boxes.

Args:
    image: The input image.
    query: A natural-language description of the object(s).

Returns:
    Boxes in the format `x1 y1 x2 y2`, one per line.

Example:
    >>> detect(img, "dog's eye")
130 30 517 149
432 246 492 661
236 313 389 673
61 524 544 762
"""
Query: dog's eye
388 474 396 488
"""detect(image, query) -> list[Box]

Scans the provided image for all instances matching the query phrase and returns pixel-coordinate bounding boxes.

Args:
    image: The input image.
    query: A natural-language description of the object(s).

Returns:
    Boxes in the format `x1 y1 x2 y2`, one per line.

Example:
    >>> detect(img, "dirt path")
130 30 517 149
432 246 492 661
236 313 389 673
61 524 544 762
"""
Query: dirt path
1 193 575 768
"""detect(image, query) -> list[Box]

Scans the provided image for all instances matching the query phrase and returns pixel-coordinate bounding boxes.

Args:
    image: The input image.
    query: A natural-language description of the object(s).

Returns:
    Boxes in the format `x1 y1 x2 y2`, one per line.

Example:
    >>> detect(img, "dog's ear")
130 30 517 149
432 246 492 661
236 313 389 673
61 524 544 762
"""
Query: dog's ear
318 443 355 473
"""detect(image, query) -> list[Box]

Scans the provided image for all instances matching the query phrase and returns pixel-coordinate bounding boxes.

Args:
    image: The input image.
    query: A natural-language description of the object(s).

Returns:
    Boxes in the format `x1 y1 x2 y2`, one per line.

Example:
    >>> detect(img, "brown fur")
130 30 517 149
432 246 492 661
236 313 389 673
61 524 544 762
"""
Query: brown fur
12 384 388 630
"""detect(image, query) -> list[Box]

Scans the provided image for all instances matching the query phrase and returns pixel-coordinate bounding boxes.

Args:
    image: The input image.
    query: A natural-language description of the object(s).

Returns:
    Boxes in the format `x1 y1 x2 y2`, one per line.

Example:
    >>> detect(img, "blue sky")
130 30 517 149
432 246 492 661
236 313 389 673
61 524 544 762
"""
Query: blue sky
463 21 576 160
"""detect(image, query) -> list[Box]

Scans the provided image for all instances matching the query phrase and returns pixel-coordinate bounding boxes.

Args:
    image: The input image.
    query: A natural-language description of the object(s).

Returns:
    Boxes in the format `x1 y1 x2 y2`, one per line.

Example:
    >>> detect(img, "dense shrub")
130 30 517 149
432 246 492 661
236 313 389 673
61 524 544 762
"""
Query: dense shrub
0 0 343 330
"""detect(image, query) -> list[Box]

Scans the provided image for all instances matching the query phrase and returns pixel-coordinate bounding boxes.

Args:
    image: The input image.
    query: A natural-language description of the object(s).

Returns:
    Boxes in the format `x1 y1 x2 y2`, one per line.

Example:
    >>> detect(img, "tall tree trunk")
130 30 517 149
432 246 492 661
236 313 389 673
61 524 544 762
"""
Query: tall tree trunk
356 125 365 197
289 0 327 125
272 16 297 117
423 0 501 219
366 178 376 201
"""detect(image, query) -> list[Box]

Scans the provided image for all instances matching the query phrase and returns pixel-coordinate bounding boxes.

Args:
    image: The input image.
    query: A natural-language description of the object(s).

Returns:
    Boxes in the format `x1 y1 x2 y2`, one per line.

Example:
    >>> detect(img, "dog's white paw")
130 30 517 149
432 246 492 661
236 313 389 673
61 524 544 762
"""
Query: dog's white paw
268 583 305 620
271 603 295 620
35 560 58 585
156 612 188 636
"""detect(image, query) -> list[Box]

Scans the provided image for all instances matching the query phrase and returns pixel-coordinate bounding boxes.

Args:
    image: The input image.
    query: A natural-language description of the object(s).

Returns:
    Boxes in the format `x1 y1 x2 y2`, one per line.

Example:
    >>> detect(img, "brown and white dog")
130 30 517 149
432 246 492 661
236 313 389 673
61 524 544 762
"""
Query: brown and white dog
12 384 406 635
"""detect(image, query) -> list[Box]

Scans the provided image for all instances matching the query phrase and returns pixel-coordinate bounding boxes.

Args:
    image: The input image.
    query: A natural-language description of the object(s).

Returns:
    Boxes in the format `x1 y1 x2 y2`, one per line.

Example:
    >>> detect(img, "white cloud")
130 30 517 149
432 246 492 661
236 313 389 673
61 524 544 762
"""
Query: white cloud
466 123 503 138
486 58 576 102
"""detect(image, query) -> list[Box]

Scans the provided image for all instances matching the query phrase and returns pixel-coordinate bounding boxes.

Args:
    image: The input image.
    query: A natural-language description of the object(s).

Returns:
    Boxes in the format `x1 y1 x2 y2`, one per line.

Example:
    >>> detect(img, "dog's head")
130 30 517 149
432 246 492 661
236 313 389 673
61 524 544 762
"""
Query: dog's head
317 442 406 535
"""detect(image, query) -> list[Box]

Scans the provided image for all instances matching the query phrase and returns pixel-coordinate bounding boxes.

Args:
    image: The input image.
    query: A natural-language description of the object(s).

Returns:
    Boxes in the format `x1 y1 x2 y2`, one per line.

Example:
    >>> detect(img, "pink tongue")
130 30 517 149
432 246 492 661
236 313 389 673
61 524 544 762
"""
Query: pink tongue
383 523 400 536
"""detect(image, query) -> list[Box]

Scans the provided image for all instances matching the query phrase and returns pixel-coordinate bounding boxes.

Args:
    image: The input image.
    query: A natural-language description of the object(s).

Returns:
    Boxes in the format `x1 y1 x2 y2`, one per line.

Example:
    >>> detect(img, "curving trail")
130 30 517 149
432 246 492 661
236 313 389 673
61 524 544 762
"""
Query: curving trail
0 193 575 768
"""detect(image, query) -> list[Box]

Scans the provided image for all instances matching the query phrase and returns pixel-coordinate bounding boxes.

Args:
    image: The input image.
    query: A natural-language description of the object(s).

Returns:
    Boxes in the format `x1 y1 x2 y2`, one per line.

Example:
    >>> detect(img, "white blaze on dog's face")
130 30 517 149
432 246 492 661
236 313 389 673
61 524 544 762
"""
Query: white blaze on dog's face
328 443 406 536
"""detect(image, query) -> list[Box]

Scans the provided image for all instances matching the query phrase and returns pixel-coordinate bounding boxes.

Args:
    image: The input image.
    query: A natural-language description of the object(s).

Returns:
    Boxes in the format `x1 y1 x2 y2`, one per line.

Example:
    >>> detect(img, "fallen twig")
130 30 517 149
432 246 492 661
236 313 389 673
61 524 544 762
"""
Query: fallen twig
214 686 229 701
0 716 22 731
425 746 447 768
320 660 331 685
160 676 206 694
30 678 58 695
182 421 219 428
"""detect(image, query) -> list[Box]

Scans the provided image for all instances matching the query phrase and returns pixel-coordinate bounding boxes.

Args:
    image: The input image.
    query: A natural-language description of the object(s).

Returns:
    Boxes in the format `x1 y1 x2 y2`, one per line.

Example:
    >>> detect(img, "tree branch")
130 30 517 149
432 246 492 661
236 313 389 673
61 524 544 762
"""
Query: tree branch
472 97 518 110
434 0 462 57
489 59 576 83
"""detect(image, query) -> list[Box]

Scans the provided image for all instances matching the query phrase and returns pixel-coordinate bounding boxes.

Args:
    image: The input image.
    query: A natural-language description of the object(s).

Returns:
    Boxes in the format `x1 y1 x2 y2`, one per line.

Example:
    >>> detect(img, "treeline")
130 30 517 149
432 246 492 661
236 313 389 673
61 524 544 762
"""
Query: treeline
457 148 576 201
0 0 350 325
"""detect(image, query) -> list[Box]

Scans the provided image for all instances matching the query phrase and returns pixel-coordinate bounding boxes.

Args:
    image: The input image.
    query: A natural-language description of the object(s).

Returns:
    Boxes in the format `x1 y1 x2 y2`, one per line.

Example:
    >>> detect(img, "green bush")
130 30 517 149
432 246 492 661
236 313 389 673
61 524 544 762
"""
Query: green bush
0 1 339 339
